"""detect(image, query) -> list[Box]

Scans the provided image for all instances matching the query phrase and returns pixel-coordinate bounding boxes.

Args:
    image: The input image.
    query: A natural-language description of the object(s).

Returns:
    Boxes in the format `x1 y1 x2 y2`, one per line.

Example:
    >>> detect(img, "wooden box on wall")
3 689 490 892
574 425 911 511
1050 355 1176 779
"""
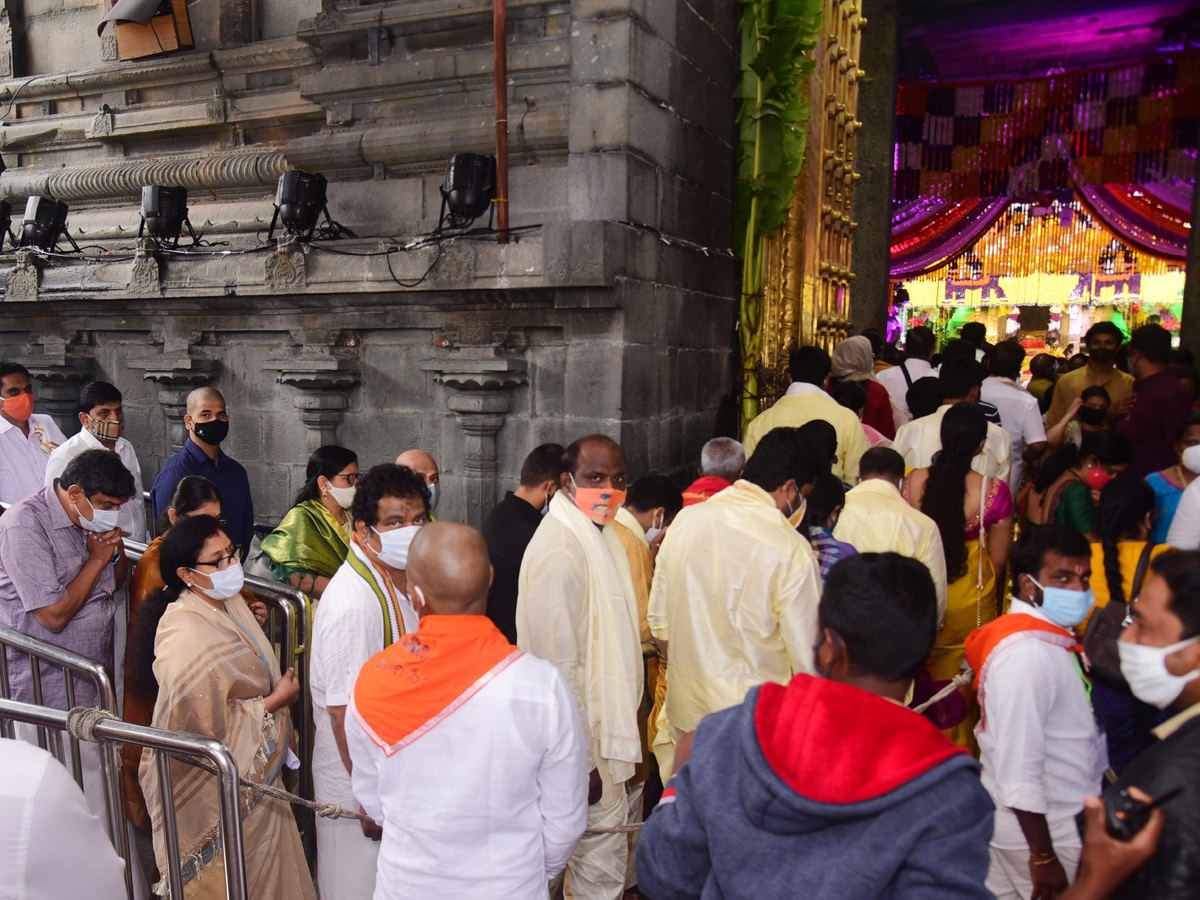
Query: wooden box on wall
114 0 194 61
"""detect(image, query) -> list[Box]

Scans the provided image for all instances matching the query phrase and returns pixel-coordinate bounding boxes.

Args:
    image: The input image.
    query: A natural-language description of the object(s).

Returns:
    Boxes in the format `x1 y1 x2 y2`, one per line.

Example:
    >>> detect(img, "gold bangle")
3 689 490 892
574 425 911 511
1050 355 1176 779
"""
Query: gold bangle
1030 854 1059 867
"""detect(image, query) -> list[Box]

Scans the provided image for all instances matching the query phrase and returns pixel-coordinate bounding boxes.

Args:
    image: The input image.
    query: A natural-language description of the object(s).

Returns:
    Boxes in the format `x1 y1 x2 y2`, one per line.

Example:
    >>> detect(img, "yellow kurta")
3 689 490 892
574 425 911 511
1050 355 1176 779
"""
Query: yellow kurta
892 404 1013 485
833 478 949 625
1045 365 1134 428
647 480 822 777
742 390 869 483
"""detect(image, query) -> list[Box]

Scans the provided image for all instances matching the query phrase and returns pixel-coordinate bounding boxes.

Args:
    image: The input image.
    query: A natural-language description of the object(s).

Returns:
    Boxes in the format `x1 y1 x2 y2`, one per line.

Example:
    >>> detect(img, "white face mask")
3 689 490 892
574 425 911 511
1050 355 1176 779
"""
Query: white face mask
1118 637 1200 709
328 484 356 509
786 492 806 529
1182 445 1200 476
645 511 664 545
372 524 422 569
426 483 440 511
541 490 554 516
191 562 245 601
75 498 121 533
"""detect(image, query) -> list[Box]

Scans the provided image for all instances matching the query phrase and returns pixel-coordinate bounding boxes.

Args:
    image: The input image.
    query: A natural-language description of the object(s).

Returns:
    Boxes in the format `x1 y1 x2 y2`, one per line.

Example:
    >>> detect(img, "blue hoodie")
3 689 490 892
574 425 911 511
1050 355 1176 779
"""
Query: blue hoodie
636 675 996 900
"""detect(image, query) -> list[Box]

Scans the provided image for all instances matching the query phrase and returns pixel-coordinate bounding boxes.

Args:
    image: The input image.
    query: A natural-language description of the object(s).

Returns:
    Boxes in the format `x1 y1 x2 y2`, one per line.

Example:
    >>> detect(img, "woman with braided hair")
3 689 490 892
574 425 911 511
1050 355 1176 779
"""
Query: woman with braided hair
1086 479 1172 772
904 403 1013 753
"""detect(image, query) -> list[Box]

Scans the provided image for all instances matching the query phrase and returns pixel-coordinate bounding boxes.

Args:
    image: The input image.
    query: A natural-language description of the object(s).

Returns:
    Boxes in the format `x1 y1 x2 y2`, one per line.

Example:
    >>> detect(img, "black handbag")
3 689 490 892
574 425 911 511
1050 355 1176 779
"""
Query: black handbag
1083 543 1155 691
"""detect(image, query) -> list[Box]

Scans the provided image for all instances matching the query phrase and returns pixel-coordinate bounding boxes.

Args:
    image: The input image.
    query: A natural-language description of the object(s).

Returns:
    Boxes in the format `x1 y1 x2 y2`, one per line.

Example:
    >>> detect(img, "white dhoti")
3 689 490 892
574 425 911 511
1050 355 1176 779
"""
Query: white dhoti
563 770 640 900
316 809 379 900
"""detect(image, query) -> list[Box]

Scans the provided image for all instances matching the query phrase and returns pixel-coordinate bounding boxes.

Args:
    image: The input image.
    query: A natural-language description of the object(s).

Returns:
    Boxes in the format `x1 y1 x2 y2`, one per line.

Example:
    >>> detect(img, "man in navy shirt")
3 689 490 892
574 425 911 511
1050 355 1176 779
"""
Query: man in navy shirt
150 387 254 555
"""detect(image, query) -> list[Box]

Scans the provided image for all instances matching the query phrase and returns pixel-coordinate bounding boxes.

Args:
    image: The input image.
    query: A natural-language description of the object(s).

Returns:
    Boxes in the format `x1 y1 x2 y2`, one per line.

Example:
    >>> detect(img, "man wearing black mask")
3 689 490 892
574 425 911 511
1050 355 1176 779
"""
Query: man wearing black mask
1046 322 1132 432
150 387 254 558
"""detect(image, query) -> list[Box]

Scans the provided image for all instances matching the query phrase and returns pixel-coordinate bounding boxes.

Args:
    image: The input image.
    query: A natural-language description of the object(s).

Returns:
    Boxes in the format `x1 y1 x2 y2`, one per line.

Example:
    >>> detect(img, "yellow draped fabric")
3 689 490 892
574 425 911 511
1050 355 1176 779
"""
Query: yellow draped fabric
928 539 997 756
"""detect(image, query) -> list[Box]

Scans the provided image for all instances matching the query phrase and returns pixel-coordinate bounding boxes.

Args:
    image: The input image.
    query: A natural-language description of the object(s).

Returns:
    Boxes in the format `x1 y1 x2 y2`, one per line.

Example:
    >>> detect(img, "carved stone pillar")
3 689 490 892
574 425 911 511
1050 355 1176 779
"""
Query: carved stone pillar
265 356 360 453
128 357 217 453
23 359 93 437
419 355 527 529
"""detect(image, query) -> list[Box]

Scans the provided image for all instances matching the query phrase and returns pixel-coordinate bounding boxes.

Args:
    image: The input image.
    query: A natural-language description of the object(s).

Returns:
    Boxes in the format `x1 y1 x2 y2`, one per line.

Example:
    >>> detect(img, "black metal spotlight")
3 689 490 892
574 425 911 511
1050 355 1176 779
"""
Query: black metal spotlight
269 170 329 241
139 185 196 248
439 154 496 230
18 196 79 252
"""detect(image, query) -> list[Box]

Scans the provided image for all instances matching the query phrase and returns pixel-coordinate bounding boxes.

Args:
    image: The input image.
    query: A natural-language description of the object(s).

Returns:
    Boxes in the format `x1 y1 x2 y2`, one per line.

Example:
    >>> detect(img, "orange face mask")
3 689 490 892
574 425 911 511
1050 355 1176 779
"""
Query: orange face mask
569 476 626 527
1 391 34 422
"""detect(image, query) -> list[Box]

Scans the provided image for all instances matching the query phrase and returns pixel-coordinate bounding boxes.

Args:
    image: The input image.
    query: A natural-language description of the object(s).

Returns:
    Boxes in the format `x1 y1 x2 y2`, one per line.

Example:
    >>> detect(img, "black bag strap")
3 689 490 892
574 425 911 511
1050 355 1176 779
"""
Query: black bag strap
900 359 914 388
1130 543 1156 602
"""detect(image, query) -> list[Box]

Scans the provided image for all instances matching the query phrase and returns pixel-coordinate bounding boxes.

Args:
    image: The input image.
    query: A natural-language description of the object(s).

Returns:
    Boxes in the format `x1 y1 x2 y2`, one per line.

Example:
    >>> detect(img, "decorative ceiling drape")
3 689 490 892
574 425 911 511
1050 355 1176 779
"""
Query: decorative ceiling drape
893 55 1200 204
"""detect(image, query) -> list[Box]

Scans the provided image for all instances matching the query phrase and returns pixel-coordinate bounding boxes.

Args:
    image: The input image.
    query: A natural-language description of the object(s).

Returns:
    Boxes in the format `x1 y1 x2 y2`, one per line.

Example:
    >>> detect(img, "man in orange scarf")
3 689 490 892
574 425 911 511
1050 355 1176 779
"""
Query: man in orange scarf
347 521 588 899
965 525 1105 900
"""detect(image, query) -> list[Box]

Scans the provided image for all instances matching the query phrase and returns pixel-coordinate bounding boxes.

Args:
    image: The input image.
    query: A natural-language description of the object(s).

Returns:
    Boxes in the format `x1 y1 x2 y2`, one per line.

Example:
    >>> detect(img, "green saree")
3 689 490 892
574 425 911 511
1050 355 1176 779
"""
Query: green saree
260 499 351 587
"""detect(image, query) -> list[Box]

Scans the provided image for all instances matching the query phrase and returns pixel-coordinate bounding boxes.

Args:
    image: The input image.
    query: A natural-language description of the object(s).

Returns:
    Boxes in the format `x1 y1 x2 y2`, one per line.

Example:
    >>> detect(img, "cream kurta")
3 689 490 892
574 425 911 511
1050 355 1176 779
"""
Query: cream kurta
833 478 948 625
893 404 1013 485
647 480 821 777
742 388 869 483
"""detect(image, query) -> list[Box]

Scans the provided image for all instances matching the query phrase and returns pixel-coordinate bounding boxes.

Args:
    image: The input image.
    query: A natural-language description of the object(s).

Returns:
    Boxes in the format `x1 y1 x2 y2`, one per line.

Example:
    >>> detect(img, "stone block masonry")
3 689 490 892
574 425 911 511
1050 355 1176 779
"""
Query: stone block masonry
0 0 738 528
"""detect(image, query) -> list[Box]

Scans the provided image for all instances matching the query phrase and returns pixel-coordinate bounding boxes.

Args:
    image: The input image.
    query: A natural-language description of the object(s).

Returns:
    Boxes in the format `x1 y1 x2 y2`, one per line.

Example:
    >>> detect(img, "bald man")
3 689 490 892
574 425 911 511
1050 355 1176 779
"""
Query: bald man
395 448 440 512
150 387 254 555
517 435 645 900
348 522 588 900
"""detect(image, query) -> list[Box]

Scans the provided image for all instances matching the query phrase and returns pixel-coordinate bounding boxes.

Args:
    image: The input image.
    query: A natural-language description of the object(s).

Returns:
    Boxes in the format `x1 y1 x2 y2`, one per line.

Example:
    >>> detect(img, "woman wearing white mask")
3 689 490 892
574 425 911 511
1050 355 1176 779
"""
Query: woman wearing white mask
1145 416 1200 544
1105 550 1200 899
131 515 315 900
261 445 360 599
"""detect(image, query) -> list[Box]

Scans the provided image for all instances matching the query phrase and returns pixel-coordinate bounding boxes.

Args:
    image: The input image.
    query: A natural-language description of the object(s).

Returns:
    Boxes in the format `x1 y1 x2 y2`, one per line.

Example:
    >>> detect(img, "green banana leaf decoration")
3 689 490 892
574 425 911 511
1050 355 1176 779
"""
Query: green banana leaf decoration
734 0 823 429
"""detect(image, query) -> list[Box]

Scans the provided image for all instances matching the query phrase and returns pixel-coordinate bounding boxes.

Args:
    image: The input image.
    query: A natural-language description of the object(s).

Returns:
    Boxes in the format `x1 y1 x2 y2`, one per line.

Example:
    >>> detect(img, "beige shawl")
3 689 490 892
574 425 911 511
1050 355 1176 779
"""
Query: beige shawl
138 590 287 893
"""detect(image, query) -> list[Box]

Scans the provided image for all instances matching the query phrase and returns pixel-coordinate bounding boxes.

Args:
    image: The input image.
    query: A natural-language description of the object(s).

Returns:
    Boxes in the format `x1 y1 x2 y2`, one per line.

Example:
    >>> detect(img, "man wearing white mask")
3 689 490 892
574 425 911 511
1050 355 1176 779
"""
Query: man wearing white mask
1103 550 1200 899
0 448 135 812
965 525 1106 900
395 448 441 513
517 434 644 900
308 463 430 900
46 381 148 542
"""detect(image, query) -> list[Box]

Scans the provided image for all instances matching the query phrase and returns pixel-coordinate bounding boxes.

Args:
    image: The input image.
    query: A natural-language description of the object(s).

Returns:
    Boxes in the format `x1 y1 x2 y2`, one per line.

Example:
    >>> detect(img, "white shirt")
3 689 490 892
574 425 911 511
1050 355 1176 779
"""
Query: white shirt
980 377 1047 492
0 738 126 900
1167 478 1200 550
310 543 415 804
0 414 65 506
783 382 832 400
44 429 148 542
876 359 935 418
347 654 588 900
893 404 1013 485
976 599 1106 851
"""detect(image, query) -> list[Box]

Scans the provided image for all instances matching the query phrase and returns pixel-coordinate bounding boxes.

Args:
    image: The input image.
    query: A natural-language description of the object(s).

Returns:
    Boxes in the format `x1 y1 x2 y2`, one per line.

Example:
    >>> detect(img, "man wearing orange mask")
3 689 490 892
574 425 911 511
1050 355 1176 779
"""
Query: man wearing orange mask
0 362 66 506
517 435 644 900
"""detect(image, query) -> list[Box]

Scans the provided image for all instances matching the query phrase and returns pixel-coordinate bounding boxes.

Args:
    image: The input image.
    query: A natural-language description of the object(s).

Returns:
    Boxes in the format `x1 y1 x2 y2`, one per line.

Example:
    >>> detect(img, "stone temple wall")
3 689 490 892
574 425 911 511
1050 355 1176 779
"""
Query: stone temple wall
0 0 739 527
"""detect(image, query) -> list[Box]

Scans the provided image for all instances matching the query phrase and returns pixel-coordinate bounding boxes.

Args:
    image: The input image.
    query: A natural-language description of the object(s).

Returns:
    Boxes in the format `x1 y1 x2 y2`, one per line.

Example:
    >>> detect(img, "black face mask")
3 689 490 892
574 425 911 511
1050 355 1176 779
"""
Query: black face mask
192 419 229 446
1079 406 1108 427
1088 347 1117 366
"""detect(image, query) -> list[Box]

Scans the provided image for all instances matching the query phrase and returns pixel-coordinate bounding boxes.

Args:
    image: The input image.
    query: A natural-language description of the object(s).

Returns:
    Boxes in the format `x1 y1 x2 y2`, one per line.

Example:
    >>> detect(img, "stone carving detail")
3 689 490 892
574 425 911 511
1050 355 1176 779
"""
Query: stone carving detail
89 104 115 138
265 354 360 452
23 336 93 435
0 149 289 205
128 246 161 295
206 87 228 124
265 243 307 291
419 353 527 528
5 252 40 301
128 355 217 453
100 34 119 62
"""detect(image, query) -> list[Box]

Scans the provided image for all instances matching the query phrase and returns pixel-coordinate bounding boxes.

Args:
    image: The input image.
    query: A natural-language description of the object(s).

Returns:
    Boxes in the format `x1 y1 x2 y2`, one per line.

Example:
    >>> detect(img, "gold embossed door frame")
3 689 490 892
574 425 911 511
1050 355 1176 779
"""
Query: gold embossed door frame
756 0 864 405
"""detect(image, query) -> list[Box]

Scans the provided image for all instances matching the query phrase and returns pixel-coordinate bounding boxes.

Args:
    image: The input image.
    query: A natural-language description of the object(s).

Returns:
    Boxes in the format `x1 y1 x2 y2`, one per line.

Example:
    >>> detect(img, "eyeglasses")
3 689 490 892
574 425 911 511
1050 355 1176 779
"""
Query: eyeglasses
332 473 360 485
194 546 240 570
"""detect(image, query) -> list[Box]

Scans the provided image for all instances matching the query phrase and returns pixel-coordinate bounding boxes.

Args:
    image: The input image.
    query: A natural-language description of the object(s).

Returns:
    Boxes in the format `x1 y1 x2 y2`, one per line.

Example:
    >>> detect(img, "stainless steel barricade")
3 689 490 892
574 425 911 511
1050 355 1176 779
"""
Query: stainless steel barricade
0 623 132 895
0 696 249 900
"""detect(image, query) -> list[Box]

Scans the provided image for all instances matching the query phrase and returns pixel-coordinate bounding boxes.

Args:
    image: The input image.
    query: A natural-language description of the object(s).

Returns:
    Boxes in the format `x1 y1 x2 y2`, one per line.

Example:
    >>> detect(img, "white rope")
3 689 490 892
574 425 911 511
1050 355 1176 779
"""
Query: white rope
911 669 974 714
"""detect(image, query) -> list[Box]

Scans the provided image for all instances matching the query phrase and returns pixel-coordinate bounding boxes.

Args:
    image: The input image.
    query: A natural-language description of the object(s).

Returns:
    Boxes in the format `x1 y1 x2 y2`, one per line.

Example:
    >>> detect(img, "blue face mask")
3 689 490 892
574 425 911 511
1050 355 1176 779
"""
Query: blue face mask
1030 577 1095 629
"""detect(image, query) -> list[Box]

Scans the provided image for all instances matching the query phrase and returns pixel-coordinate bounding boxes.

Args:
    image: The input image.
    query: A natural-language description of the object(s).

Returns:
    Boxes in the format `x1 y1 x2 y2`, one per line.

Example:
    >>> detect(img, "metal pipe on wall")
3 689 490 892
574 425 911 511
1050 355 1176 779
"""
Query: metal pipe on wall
493 0 510 243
